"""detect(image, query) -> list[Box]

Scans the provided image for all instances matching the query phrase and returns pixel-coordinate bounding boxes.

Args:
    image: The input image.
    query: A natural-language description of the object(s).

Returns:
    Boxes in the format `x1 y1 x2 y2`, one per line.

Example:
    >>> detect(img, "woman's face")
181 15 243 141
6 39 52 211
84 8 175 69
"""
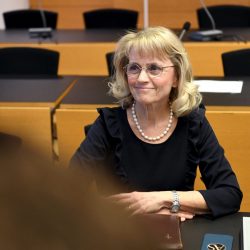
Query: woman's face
126 48 178 106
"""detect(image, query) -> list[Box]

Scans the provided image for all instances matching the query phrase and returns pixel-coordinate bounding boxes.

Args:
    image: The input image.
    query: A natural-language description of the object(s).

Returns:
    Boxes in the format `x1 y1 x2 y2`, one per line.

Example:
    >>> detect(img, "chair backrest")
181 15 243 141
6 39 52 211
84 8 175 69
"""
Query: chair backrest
197 5 250 29
83 8 138 29
3 9 58 29
105 51 115 76
222 49 250 77
84 124 92 136
0 47 59 77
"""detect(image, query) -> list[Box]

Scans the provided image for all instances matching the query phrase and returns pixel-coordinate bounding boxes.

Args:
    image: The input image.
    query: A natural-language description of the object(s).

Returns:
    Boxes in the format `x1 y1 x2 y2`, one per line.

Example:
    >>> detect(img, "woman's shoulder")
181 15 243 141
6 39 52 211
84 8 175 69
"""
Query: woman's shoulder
186 103 206 124
183 104 208 144
95 106 126 138
97 106 125 121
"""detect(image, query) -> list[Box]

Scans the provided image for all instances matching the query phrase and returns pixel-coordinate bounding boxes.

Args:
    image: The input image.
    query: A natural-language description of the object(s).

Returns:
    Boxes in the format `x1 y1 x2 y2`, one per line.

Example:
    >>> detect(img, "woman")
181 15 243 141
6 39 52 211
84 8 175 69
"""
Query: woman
71 27 242 220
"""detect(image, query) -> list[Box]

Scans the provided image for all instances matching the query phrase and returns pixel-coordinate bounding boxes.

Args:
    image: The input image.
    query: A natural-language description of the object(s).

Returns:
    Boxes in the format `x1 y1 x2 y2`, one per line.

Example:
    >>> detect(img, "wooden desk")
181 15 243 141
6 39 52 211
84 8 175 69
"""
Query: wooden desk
1 29 250 76
0 76 76 158
56 76 250 212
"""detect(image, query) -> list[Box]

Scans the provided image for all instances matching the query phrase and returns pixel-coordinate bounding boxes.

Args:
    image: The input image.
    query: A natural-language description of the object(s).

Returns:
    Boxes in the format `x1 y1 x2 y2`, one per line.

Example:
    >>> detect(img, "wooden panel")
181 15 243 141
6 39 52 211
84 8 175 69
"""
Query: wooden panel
42 7 85 29
149 0 199 28
30 0 118 29
55 43 116 75
31 0 113 6
195 111 250 212
30 0 250 29
56 109 99 166
184 42 250 77
0 107 53 158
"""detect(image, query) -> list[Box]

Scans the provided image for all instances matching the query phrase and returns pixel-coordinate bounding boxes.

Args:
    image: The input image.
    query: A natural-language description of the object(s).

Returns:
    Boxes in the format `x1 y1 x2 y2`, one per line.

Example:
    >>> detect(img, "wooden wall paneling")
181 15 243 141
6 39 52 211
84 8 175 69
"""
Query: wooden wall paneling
149 0 199 29
29 0 250 29
48 7 85 29
30 0 115 29
31 0 113 6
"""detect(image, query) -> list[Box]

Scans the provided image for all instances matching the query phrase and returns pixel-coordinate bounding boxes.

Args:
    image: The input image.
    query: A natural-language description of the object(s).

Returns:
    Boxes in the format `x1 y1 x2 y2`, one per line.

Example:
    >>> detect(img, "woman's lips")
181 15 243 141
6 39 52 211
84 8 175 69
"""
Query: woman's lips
134 86 155 89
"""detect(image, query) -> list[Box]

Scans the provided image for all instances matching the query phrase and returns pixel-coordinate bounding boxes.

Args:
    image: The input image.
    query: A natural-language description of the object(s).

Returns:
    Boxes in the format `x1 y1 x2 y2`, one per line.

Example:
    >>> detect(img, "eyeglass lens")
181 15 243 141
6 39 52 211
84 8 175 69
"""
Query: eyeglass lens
126 63 164 77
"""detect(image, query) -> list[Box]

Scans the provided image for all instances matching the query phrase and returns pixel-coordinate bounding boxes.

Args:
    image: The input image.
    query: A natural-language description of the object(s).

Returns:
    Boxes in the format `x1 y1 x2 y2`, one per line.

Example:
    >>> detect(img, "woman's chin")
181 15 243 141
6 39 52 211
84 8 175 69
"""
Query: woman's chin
133 94 148 101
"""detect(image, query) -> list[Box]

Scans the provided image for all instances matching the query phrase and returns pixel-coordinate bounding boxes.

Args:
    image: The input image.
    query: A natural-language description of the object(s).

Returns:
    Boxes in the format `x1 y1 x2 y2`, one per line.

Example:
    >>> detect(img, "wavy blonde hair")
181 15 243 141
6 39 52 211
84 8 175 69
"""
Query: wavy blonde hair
108 26 202 117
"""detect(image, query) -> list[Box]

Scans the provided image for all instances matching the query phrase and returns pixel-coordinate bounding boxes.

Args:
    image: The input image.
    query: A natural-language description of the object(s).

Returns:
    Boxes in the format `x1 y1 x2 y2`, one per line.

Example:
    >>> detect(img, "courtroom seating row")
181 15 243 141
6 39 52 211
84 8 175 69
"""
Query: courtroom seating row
1 45 250 78
2 8 138 30
3 4 250 31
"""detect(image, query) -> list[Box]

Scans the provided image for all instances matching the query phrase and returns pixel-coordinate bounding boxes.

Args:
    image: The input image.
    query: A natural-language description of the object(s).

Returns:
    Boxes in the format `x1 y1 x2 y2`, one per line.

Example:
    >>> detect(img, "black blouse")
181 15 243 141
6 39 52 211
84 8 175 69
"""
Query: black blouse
71 105 242 218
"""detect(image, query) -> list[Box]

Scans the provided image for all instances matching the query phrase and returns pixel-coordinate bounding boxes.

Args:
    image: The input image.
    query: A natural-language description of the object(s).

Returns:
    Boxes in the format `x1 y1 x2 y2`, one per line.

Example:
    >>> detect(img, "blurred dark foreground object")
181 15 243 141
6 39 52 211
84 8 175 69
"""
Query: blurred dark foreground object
133 214 183 250
0 144 179 250
0 132 22 156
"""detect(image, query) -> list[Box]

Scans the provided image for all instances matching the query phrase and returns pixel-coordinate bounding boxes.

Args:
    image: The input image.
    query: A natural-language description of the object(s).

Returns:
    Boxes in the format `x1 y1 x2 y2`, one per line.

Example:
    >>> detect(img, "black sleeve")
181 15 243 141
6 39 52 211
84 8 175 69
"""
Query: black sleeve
198 117 243 218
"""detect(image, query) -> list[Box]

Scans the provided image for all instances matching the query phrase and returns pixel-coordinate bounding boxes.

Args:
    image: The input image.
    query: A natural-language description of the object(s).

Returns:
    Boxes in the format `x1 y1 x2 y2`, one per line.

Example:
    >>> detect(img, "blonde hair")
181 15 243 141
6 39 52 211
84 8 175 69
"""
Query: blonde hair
108 26 202 117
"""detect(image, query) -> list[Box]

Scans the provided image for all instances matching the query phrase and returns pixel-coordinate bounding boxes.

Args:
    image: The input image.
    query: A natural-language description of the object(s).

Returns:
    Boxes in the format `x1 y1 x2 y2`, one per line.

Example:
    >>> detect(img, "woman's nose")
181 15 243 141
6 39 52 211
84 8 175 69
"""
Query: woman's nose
137 68 150 82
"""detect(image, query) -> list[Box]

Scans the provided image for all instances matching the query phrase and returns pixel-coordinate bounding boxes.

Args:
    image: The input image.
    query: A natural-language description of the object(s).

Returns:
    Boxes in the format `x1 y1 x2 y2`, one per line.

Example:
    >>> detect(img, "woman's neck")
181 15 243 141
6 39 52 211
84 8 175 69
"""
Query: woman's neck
130 100 175 142
135 101 170 124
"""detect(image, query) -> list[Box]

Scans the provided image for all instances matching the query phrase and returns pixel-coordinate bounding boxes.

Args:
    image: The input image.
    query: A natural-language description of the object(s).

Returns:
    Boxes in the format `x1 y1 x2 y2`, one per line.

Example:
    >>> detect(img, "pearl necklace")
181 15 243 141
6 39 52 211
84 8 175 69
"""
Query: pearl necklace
131 101 173 142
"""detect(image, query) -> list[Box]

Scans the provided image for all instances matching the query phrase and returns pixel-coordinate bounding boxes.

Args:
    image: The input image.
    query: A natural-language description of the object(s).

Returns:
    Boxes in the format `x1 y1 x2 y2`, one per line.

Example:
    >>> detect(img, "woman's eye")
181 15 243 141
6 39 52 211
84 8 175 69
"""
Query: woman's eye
128 64 140 73
130 65 139 70
148 64 161 71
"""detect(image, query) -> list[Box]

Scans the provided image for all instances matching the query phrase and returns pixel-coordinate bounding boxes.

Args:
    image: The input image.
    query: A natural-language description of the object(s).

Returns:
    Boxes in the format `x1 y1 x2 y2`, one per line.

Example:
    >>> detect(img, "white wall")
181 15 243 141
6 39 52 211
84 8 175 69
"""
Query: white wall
0 0 29 29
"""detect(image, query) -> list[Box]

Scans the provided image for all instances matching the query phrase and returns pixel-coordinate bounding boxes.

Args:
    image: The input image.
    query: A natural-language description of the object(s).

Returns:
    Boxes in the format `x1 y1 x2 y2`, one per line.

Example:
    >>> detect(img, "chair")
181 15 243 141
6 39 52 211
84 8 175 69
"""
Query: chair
3 9 58 29
197 5 250 29
0 47 59 77
222 49 250 77
84 124 92 136
83 8 138 29
105 51 115 76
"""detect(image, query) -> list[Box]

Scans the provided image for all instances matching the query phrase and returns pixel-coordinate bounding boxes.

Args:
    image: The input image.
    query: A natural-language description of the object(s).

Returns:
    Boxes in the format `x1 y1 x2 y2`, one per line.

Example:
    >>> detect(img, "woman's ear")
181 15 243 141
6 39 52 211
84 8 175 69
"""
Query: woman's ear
171 68 178 88
172 77 178 88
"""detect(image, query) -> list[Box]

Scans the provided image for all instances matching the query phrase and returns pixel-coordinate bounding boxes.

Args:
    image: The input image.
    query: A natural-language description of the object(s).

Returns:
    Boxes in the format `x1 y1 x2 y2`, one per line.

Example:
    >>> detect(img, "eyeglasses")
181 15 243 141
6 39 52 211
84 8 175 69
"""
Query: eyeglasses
124 63 175 78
